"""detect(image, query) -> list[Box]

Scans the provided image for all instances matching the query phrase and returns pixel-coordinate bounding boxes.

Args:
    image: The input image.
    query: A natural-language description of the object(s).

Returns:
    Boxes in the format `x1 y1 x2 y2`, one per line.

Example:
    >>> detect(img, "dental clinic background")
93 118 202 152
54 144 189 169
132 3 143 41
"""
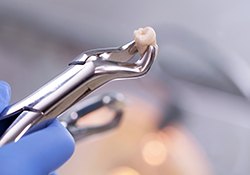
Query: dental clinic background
1 1 250 175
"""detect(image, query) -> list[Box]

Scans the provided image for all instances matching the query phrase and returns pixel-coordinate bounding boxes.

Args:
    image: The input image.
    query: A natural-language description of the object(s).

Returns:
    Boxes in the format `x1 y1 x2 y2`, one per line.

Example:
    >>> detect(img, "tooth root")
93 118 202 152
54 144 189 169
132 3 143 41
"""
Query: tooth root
134 27 157 55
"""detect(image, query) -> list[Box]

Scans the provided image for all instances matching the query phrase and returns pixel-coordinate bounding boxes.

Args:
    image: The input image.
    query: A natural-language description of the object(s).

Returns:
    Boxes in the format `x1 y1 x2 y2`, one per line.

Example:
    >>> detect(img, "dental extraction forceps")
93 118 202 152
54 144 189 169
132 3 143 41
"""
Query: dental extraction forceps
59 93 124 141
0 40 158 146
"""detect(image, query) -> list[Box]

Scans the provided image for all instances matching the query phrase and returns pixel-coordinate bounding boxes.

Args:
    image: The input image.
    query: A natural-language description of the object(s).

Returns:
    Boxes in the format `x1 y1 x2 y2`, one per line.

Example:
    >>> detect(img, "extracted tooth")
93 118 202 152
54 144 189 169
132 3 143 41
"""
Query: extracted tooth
134 27 157 55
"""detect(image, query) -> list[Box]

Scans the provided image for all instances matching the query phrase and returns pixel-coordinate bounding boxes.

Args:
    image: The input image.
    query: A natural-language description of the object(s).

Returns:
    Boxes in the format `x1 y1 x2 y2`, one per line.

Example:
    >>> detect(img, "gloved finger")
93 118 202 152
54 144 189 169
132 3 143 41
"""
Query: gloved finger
0 119 75 175
0 81 11 113
0 81 12 135
25 118 54 136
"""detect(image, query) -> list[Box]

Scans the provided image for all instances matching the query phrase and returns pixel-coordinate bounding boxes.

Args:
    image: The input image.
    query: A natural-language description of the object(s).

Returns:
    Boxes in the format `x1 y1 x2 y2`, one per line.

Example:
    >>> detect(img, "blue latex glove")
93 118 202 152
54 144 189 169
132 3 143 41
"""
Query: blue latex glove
0 81 75 175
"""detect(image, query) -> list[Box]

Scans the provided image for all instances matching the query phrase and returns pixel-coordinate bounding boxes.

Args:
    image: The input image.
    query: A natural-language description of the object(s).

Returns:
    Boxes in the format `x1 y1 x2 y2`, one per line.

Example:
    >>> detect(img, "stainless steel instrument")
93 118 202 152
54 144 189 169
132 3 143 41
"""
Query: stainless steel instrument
0 40 158 146
60 93 124 141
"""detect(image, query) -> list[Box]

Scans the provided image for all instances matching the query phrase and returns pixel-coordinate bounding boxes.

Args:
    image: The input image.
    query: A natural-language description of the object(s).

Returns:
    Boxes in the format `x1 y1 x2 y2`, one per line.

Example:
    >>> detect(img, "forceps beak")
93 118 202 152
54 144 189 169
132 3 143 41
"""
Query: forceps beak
0 39 158 146
69 41 138 64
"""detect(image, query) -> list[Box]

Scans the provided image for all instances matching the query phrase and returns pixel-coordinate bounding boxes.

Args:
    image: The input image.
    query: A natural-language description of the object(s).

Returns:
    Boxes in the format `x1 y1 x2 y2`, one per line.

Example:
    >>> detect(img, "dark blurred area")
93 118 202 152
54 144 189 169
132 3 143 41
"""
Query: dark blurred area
1 1 250 175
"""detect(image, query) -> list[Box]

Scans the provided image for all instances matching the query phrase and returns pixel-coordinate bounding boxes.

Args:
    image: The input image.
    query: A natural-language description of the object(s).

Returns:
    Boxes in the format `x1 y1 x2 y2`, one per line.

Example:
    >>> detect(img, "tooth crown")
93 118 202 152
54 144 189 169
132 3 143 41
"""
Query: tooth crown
134 27 157 55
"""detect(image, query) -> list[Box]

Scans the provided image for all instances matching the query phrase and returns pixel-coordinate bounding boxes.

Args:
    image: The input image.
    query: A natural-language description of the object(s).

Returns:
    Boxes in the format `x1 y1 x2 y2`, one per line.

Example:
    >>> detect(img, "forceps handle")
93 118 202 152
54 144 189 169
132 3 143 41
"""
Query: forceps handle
59 93 124 141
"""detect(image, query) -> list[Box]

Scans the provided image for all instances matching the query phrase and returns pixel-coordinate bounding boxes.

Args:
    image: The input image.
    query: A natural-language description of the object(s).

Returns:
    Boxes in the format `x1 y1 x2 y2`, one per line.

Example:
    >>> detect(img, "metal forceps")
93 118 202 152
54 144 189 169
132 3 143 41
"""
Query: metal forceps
59 93 124 141
0 40 158 146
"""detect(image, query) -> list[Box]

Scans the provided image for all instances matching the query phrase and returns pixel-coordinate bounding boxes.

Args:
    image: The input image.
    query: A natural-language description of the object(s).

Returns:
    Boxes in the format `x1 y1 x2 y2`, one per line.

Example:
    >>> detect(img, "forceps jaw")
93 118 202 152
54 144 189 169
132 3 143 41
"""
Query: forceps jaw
69 41 137 65
76 45 157 93
68 42 157 93
93 45 157 79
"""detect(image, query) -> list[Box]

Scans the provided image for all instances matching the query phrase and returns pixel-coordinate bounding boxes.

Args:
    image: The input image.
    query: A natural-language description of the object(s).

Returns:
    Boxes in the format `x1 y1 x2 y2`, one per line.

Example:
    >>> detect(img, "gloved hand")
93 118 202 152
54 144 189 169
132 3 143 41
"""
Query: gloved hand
0 81 75 175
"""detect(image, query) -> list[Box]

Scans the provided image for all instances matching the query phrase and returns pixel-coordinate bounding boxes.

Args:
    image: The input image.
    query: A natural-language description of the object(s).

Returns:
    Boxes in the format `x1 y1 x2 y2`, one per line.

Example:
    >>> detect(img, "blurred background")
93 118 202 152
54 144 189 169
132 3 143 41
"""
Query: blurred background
1 0 250 175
